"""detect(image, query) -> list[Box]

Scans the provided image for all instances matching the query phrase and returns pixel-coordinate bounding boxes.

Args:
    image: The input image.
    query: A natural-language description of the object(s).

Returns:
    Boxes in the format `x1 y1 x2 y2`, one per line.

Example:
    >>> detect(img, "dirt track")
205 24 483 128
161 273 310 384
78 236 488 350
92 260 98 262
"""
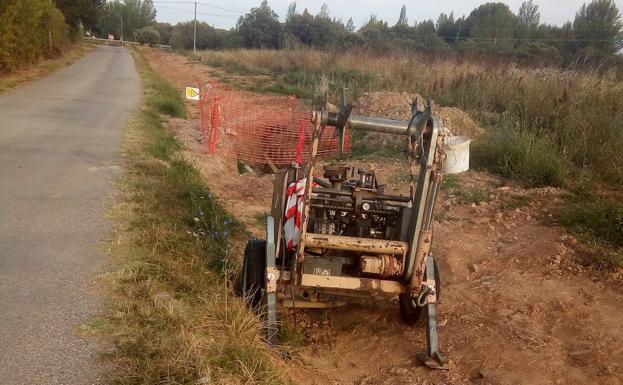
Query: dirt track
142 47 623 385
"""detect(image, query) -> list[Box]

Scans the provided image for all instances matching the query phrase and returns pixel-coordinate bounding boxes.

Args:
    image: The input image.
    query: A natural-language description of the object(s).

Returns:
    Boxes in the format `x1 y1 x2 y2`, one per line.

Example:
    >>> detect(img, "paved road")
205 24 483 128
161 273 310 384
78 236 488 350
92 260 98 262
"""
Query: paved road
0 46 140 384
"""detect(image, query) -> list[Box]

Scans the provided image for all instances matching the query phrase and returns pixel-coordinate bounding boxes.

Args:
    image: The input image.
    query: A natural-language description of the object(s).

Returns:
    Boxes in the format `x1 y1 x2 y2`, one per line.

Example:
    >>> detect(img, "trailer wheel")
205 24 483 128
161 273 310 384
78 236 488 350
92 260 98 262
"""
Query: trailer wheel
241 239 267 309
399 258 440 326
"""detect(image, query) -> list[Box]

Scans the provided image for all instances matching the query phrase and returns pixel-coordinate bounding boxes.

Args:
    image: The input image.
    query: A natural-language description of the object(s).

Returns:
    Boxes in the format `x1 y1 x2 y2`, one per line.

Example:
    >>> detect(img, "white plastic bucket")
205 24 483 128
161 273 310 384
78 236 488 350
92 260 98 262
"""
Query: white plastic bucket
442 136 471 174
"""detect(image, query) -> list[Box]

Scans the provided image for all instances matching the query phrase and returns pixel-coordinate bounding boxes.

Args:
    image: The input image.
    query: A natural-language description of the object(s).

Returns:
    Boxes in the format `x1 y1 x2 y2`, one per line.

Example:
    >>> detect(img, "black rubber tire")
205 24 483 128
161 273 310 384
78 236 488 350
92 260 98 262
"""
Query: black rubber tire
399 258 441 327
241 239 267 309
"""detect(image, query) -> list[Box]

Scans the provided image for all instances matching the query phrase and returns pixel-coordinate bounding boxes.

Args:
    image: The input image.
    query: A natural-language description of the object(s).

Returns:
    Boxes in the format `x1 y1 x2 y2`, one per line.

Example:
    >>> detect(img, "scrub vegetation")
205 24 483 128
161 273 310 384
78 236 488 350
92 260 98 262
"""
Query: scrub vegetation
199 48 623 188
0 0 71 72
92 50 285 385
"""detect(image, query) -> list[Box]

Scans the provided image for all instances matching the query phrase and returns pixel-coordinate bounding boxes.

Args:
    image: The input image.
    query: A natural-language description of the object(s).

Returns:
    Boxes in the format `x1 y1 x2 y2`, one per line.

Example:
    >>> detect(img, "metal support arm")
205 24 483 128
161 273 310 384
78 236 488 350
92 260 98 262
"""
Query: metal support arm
265 216 278 343
417 254 449 370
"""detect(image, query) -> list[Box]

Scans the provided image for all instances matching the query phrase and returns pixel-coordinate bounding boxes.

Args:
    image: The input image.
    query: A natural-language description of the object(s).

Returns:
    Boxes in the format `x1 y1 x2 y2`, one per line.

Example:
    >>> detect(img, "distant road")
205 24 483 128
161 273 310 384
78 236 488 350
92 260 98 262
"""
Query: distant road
0 46 140 384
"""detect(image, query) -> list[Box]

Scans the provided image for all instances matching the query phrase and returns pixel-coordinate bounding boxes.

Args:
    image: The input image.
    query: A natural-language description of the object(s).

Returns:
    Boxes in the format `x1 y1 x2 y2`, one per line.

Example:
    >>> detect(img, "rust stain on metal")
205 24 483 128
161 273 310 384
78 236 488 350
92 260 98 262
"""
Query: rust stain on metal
304 233 408 255
360 254 401 277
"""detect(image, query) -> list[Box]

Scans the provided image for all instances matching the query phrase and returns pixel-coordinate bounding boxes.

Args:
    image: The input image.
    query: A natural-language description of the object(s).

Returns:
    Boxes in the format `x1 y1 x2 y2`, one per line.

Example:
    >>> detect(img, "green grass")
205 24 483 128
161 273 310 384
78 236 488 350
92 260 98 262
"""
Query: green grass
500 193 533 210
92 48 286 385
278 322 307 350
457 187 491 205
558 194 623 269
151 74 187 119
472 117 571 187
254 211 270 227
441 174 460 190
200 51 374 103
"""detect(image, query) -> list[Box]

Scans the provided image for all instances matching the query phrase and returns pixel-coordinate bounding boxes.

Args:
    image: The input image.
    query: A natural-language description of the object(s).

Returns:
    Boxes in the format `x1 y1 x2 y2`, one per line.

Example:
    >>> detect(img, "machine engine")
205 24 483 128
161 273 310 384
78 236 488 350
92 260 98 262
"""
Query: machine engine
303 164 411 279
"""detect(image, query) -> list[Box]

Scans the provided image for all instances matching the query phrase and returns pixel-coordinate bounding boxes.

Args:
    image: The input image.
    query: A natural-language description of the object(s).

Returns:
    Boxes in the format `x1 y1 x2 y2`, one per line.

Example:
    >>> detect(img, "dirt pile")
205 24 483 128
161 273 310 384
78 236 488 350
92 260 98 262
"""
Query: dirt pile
356 92 417 121
436 106 485 138
356 92 485 138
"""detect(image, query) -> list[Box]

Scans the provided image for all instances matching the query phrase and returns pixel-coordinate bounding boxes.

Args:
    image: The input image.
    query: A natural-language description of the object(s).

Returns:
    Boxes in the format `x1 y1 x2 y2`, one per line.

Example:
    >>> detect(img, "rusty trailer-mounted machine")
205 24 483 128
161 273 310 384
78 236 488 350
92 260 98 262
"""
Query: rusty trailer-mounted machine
240 97 461 369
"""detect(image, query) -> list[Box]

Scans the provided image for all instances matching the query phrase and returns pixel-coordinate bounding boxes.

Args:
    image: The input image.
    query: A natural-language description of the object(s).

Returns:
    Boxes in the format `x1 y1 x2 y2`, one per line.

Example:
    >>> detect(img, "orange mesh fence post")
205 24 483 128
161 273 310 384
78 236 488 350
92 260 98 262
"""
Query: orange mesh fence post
209 97 221 154
199 84 208 141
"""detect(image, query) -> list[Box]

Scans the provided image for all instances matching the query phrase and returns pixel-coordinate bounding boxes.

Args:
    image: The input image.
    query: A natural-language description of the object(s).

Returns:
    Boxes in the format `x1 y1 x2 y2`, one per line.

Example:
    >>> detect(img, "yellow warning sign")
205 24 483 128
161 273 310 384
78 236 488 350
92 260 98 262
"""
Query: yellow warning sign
185 87 200 101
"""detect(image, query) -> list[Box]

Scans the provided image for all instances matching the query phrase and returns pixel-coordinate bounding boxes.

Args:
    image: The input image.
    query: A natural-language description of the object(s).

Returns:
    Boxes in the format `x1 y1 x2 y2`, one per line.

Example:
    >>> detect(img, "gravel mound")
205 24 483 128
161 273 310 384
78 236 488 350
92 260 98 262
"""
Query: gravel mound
356 91 485 138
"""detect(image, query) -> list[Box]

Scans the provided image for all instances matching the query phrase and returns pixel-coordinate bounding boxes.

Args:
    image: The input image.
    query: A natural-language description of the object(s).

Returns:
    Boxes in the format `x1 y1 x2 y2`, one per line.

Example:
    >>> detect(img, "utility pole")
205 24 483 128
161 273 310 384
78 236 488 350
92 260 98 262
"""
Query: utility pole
120 14 124 46
193 1 197 53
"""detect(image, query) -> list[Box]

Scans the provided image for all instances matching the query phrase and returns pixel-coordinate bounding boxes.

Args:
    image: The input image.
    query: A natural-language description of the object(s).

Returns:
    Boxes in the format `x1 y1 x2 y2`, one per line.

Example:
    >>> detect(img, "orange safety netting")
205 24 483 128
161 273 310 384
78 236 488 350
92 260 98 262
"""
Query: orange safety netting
199 83 351 167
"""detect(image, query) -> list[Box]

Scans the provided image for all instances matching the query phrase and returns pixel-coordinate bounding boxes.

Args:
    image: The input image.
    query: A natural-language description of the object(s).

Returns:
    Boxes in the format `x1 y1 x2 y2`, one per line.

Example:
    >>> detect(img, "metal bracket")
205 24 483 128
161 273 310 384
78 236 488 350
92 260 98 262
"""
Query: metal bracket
417 254 449 370
334 87 352 156
266 267 279 293
265 216 278 343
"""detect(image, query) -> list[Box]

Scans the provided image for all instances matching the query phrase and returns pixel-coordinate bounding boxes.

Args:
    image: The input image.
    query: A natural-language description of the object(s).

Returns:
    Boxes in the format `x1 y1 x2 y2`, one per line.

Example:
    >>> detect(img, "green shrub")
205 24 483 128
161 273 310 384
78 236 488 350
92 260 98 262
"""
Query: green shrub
472 117 570 187
150 75 186 118
441 174 460 190
0 0 71 72
560 196 623 249
155 98 185 117
135 26 161 47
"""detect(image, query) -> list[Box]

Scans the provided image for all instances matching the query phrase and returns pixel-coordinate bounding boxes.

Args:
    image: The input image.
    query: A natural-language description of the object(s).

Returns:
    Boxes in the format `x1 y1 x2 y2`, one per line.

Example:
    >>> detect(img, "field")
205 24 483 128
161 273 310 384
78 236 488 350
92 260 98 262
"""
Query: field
199 49 623 187
198 48 623 269
120 46 623 385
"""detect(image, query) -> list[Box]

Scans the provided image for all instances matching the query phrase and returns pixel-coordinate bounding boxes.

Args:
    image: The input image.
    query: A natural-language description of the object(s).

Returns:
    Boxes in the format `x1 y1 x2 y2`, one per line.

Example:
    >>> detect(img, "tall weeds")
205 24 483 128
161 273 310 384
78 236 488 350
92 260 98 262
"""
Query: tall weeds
472 116 570 187
201 49 623 187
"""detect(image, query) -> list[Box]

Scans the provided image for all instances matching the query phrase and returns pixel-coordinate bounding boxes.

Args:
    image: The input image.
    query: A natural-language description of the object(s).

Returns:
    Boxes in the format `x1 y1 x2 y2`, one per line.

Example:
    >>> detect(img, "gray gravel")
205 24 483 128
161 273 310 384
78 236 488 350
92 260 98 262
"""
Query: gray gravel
0 46 140 385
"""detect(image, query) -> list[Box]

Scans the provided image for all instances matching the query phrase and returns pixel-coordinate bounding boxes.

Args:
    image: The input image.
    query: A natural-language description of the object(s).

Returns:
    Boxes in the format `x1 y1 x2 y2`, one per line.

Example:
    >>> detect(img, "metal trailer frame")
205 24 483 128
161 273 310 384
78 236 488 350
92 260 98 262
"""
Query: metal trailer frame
256 98 449 369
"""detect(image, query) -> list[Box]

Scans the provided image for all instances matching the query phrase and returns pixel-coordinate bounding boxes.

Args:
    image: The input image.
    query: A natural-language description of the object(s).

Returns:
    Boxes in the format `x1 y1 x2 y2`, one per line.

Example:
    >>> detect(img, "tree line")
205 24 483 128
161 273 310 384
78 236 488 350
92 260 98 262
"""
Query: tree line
2 0 622 72
237 0 623 67
144 0 623 65
104 0 622 68
0 0 103 72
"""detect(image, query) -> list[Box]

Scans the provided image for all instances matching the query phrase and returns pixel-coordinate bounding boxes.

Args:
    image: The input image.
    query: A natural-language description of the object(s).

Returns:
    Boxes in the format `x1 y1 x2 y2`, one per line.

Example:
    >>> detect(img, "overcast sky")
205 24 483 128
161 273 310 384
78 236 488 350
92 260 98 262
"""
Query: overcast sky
152 0 623 30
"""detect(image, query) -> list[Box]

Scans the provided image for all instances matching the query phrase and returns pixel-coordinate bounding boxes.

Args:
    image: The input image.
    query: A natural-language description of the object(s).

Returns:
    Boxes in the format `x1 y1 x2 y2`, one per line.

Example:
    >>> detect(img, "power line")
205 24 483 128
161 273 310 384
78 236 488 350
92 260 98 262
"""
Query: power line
152 1 246 14
435 25 583 32
155 4 238 20
436 35 610 42
154 4 192 13
197 10 239 20
197 2 247 14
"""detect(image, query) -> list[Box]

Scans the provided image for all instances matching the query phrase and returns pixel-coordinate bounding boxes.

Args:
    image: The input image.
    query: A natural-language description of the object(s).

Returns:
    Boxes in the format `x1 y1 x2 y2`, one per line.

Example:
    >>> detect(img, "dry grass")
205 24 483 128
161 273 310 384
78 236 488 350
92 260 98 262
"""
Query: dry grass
0 43 94 93
86 48 287 385
201 48 623 186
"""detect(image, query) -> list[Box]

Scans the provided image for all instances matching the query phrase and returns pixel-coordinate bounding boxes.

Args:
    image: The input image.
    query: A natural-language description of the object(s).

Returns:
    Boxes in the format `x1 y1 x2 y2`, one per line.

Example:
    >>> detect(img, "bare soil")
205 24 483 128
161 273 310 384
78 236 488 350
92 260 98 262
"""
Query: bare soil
141 47 623 385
